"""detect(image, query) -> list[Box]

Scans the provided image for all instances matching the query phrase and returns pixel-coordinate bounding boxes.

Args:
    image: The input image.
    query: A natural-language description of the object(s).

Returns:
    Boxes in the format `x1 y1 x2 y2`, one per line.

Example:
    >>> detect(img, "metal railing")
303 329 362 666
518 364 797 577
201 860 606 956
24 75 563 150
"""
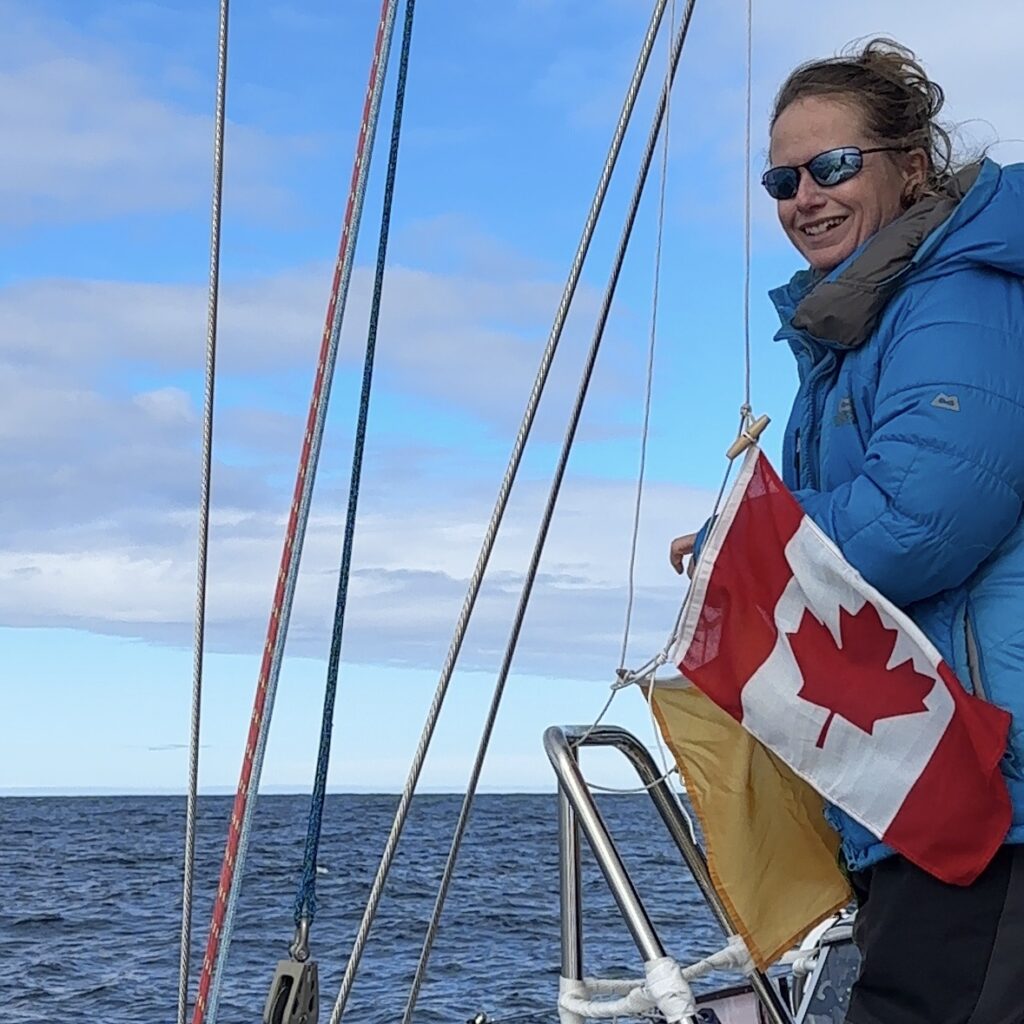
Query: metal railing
544 724 793 1024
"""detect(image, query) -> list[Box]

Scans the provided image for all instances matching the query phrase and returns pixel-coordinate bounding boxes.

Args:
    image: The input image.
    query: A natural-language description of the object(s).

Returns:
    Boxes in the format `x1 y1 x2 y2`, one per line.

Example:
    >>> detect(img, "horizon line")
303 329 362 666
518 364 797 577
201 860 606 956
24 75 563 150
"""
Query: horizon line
0 784 569 798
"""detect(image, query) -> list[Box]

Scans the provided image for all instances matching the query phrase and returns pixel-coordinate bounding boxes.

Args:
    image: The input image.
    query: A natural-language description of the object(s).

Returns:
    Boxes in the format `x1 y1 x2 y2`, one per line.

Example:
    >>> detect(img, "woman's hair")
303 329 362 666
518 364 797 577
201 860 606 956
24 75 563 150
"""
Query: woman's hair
771 38 955 199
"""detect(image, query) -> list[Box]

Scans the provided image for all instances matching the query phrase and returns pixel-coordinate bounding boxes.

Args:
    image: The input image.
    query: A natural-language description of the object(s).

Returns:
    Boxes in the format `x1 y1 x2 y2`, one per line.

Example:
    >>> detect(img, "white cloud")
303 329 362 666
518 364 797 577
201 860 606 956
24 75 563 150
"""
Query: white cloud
0 471 710 679
651 0 1024 243
0 1 303 225
132 387 195 425
0 350 712 677
0 261 625 431
8 0 1017 689
0 247 691 679
755 1 1024 156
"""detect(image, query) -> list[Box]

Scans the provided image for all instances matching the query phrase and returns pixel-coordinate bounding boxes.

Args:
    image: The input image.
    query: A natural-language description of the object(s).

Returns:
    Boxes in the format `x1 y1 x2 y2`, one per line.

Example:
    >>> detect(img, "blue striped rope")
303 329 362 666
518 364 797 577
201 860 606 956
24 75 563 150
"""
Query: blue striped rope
293 0 418 931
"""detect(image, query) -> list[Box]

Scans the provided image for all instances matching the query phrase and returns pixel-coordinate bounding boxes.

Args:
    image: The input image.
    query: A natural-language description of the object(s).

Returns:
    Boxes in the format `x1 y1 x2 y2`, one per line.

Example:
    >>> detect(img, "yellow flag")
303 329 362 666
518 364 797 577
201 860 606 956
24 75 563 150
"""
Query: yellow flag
649 682 852 968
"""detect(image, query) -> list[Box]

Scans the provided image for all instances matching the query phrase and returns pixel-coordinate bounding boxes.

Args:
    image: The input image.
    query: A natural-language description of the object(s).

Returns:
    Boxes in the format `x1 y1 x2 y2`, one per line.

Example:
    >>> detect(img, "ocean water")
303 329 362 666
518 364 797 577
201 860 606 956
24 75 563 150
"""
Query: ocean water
0 793 729 1023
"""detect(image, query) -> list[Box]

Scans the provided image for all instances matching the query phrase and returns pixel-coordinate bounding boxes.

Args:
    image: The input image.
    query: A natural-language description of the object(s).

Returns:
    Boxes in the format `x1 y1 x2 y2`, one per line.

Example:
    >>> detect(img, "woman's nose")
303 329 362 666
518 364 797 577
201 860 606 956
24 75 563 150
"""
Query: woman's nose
794 168 826 208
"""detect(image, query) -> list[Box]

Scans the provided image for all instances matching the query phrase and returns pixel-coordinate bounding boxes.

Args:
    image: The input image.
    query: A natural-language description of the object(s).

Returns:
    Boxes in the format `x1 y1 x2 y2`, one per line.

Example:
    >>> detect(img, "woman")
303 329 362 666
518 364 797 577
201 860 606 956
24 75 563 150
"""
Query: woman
673 39 1024 1024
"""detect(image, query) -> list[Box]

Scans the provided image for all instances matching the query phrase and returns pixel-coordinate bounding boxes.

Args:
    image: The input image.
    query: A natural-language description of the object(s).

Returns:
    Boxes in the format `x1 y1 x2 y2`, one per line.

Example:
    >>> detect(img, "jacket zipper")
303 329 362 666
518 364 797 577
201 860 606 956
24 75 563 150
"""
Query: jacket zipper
799 351 836 490
794 429 801 484
964 609 988 701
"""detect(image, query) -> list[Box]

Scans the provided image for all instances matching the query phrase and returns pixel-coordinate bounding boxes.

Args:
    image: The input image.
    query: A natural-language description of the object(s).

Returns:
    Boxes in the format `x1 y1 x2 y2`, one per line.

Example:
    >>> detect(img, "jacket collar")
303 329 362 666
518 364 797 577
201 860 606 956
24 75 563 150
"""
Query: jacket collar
771 163 983 349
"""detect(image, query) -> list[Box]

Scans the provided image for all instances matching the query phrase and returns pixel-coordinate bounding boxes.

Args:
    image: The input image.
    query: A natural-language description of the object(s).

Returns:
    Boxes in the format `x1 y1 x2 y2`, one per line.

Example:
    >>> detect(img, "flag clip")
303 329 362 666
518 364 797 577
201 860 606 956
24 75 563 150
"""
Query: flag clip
726 413 770 460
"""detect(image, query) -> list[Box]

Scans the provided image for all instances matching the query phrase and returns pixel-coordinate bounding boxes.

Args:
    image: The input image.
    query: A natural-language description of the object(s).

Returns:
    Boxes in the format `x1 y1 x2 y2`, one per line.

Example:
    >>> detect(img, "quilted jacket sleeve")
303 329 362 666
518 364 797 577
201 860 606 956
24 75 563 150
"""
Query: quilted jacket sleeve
794 303 1024 608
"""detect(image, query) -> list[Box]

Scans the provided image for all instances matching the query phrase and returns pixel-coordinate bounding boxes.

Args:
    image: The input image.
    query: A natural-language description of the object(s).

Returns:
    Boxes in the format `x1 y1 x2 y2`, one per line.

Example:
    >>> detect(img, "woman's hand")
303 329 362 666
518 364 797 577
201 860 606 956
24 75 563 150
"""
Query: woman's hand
670 532 698 577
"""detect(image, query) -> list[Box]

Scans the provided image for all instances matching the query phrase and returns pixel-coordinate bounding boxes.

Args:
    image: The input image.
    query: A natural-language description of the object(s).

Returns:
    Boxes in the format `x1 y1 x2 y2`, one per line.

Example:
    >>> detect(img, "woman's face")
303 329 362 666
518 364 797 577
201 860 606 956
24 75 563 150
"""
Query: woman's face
769 96 923 273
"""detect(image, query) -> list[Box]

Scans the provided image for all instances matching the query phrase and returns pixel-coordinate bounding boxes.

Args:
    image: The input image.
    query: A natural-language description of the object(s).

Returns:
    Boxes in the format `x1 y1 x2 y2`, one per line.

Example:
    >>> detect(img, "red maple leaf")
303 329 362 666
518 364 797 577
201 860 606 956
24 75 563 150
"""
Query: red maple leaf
787 603 935 748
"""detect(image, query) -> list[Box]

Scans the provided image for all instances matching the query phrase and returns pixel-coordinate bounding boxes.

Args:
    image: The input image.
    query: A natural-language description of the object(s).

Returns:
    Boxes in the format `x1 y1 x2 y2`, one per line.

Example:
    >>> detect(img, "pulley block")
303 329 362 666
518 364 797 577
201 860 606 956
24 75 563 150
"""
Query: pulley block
262 958 319 1024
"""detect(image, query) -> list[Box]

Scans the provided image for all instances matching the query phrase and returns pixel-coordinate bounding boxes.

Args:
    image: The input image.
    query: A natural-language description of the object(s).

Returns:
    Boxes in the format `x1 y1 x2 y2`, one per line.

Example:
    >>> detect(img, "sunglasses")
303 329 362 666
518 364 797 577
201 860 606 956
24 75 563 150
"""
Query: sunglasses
762 146 906 201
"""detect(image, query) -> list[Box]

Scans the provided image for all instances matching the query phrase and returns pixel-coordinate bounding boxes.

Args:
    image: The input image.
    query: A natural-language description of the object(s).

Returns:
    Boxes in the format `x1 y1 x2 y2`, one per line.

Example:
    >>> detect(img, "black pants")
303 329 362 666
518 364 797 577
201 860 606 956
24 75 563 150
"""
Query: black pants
846 844 1024 1024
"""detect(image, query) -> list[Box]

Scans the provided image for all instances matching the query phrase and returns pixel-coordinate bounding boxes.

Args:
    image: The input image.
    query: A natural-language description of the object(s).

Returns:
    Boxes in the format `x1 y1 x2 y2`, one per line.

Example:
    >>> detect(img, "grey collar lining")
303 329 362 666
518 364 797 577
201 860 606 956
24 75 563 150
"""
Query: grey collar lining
791 163 982 349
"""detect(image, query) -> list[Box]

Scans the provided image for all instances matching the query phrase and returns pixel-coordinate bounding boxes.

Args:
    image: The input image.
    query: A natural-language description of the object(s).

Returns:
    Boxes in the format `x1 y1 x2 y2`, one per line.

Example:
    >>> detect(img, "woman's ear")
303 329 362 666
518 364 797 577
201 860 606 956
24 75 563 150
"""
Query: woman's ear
901 147 930 206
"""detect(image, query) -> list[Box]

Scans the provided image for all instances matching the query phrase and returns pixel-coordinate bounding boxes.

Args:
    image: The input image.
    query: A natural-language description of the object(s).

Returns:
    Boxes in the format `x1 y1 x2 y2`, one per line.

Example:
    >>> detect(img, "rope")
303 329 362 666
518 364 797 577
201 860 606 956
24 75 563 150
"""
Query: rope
633 0 755 690
584 766 679 795
329 3 678 1019
177 2 228 1021
570 687 618 752
560 976 658 1021
292 0 417 941
618 377 754 685
618 0 676 672
620 128 682 784
742 0 753 412
645 957 696 1022
558 937 755 1021
190 4 400 1021
578 935 755 988
618 442 736 682
398 8 698 1022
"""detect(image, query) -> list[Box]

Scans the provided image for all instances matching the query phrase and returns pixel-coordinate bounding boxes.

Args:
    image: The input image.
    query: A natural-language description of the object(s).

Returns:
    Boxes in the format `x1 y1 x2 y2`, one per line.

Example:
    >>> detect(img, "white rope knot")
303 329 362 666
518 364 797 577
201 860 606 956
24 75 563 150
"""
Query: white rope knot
559 975 658 1022
644 956 696 1023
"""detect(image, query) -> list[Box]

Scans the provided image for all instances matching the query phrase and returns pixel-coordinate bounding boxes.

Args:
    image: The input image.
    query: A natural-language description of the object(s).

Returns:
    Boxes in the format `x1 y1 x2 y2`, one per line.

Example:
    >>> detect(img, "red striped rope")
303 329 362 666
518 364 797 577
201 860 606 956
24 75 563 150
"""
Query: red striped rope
190 5 394 1020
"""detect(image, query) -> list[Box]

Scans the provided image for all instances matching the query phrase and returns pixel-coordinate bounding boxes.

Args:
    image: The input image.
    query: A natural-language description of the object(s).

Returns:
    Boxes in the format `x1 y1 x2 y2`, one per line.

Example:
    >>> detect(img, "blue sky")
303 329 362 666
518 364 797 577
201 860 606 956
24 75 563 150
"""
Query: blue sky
3 0 1023 793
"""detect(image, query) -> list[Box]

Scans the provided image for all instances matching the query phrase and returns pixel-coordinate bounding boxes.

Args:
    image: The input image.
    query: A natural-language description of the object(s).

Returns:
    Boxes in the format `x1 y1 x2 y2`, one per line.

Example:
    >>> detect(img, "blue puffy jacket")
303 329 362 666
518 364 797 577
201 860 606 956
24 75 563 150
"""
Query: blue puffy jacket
769 159 1024 872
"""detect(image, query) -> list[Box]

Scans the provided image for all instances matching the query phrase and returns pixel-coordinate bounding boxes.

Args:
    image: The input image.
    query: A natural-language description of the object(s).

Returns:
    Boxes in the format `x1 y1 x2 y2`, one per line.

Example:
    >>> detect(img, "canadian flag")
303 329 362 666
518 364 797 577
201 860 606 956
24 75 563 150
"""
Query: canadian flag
673 449 1011 885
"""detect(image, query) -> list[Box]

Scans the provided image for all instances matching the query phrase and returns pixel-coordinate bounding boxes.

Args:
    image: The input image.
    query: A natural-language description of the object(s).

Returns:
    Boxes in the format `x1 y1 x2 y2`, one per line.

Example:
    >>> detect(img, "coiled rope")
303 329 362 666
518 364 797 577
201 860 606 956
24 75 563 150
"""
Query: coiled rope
190 4 400 1021
178 1 229 1021
328 2 676 1020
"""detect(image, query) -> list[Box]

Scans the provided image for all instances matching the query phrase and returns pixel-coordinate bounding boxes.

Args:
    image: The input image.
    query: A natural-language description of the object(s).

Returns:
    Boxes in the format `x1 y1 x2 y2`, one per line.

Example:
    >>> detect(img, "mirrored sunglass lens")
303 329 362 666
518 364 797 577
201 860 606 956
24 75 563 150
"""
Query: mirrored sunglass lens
763 168 798 199
808 148 862 187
